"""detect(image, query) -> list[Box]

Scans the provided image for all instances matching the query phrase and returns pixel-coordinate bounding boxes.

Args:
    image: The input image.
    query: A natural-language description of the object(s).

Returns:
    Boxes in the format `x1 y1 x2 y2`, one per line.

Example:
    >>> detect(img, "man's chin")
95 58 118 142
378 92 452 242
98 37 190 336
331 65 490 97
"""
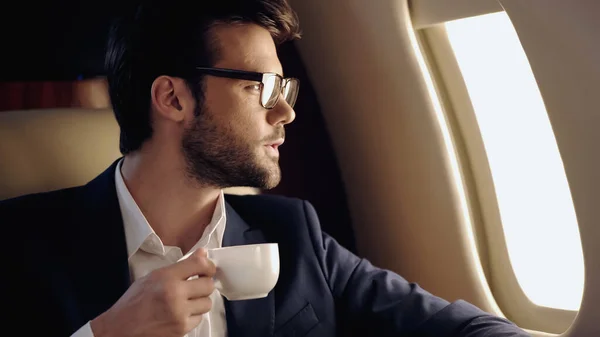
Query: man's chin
260 167 281 189
255 160 280 189
261 179 280 190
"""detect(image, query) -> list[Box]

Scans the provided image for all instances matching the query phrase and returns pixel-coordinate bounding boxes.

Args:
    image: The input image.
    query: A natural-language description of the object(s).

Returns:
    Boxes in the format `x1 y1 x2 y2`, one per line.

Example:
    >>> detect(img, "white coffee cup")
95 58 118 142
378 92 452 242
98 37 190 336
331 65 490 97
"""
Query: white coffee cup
207 243 280 301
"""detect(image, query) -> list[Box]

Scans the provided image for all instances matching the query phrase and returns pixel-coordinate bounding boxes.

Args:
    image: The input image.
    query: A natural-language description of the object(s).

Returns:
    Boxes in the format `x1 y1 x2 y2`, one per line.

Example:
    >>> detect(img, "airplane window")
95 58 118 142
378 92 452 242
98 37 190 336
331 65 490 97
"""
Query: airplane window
444 11 584 311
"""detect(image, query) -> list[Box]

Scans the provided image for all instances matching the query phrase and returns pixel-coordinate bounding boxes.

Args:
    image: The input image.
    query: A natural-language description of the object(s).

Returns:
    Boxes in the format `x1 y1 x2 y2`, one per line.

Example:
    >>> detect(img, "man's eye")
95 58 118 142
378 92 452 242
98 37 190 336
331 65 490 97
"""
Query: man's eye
247 84 261 91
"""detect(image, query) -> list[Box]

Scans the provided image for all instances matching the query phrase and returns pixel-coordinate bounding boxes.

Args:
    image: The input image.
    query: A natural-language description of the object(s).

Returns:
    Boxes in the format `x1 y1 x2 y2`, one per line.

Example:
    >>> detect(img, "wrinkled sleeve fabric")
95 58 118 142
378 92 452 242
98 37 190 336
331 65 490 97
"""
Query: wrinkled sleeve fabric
302 201 530 337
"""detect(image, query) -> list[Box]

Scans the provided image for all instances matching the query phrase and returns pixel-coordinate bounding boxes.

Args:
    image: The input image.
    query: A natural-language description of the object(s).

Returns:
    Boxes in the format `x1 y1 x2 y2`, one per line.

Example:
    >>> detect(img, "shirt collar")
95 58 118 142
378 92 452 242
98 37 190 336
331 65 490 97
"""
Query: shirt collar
114 158 227 259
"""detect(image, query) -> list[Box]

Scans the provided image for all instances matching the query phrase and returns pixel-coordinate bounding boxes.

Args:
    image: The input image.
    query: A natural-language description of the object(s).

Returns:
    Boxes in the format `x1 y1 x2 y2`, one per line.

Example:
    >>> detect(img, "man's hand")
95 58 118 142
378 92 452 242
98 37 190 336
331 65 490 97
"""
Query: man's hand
90 248 216 337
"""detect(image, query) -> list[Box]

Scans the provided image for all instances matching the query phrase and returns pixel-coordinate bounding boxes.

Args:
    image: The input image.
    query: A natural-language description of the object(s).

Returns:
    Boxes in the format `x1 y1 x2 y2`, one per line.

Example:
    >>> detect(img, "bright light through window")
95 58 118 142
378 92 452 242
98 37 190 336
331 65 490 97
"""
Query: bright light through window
445 12 584 311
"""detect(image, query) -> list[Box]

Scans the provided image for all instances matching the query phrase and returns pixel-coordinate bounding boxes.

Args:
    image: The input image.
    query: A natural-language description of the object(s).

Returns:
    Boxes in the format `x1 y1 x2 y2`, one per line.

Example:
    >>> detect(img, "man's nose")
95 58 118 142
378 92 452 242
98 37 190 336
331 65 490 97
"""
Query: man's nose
268 95 296 126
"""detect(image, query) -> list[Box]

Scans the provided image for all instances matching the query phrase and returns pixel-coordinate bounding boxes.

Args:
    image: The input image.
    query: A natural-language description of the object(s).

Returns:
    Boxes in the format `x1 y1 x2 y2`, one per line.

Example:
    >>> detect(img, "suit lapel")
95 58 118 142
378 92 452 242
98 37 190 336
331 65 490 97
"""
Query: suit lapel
71 158 131 322
222 201 276 337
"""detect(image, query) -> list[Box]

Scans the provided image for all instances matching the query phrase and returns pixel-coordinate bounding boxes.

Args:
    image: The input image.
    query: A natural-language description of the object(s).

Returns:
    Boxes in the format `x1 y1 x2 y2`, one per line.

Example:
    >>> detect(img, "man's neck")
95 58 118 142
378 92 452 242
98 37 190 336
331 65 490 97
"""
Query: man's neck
120 151 221 254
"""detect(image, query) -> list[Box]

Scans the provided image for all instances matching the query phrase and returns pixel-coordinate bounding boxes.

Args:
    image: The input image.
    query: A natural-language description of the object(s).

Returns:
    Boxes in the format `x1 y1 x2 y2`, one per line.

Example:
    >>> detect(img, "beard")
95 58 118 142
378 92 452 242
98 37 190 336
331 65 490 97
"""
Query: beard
181 105 283 189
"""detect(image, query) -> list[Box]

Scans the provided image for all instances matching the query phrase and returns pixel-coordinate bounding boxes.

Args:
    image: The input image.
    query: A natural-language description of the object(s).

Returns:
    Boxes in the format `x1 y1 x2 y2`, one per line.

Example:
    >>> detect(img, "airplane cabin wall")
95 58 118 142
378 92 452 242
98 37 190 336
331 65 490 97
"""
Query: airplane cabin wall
288 0 500 316
288 0 599 336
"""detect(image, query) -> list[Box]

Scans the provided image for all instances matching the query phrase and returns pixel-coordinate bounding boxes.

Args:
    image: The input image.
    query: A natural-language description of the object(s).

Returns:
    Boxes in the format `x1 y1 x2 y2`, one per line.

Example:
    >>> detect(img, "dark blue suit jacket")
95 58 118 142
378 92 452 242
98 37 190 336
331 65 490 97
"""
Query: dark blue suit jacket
1 160 529 337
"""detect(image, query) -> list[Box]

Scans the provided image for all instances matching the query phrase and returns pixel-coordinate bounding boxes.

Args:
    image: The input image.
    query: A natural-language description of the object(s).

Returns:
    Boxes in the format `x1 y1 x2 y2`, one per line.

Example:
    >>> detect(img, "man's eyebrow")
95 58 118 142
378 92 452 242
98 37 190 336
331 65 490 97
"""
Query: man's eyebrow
251 64 284 77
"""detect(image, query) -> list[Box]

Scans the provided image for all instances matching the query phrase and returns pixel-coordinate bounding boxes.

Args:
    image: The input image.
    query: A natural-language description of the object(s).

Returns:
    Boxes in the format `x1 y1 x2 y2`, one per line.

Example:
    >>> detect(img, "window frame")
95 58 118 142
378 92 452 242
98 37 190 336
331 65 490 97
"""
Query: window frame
415 22 579 334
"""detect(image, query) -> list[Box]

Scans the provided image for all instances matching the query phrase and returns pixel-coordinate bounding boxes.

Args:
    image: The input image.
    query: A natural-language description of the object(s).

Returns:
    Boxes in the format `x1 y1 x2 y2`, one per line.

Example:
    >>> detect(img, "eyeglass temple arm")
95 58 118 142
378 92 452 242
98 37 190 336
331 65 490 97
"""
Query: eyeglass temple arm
195 67 263 82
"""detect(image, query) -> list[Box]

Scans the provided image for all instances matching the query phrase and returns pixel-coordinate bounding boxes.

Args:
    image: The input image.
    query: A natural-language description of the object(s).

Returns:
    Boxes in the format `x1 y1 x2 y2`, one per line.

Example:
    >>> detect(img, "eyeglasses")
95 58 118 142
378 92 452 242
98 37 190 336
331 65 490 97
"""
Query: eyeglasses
195 67 300 109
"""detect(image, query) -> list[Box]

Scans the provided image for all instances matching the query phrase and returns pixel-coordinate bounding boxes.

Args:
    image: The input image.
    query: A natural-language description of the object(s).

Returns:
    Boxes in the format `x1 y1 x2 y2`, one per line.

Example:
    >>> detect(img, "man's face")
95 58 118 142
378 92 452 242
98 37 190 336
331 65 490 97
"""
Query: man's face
182 23 296 189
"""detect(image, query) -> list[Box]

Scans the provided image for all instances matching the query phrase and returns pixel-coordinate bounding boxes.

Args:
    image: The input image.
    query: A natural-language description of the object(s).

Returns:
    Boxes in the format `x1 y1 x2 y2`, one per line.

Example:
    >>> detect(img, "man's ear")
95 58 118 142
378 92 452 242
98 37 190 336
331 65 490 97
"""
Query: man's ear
150 76 194 123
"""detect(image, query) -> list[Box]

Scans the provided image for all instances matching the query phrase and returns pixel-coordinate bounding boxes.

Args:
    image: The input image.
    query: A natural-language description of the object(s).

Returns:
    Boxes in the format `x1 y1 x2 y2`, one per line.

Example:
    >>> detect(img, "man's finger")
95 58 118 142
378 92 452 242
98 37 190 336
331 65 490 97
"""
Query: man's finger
185 276 215 300
188 297 213 316
166 249 216 280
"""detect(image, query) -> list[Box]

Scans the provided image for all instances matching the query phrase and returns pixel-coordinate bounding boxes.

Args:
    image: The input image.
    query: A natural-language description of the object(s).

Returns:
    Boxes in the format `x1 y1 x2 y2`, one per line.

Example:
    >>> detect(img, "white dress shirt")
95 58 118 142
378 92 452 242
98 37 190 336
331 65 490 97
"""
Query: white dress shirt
72 159 228 337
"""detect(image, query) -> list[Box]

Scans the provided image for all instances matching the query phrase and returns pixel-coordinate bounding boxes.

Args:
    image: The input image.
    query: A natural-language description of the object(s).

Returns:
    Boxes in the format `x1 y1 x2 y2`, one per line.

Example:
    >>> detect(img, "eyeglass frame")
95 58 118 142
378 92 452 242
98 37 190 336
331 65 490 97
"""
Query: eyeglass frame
194 67 300 109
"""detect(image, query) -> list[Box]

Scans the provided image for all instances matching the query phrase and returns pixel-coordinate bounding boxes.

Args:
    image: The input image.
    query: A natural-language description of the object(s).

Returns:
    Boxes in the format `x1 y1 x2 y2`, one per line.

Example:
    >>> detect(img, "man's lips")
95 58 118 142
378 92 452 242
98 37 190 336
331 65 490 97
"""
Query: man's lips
266 138 285 149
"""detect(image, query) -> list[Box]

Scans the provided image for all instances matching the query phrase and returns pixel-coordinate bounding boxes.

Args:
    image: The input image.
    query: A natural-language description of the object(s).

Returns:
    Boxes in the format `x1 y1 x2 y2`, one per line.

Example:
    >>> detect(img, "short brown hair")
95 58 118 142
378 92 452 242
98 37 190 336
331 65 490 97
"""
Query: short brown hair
105 0 301 154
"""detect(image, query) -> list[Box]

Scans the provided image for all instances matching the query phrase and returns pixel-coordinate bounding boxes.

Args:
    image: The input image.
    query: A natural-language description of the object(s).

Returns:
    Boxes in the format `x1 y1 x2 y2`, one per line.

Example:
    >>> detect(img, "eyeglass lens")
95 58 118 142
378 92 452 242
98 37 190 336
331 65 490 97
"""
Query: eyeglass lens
261 75 299 109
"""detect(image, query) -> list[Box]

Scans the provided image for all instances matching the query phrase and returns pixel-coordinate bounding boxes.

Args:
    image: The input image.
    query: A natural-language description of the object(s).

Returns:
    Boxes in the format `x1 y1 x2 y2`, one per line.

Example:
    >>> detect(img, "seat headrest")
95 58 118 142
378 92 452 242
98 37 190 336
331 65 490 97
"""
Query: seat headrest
0 108 257 200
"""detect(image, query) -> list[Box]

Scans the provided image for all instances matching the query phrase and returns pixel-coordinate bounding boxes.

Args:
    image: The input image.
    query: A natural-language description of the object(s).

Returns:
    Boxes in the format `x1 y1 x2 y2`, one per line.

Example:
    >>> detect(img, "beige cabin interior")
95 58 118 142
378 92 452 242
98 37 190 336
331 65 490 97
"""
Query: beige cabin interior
1 1 598 336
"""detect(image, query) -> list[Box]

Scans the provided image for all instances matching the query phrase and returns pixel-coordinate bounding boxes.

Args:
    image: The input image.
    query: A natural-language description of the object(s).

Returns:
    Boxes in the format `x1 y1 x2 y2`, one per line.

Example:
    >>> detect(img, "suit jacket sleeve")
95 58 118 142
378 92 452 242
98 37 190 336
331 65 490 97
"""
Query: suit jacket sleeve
302 201 530 336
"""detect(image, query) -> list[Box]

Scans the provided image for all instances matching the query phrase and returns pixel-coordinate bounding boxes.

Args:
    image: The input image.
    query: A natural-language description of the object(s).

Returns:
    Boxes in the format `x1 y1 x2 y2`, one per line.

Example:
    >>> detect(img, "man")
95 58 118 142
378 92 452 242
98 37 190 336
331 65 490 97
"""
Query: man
1 0 530 336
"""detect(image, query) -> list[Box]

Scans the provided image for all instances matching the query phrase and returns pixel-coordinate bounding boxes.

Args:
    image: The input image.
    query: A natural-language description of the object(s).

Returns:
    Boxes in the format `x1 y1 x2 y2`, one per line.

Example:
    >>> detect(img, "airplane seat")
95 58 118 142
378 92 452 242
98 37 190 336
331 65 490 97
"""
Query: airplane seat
0 108 257 201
